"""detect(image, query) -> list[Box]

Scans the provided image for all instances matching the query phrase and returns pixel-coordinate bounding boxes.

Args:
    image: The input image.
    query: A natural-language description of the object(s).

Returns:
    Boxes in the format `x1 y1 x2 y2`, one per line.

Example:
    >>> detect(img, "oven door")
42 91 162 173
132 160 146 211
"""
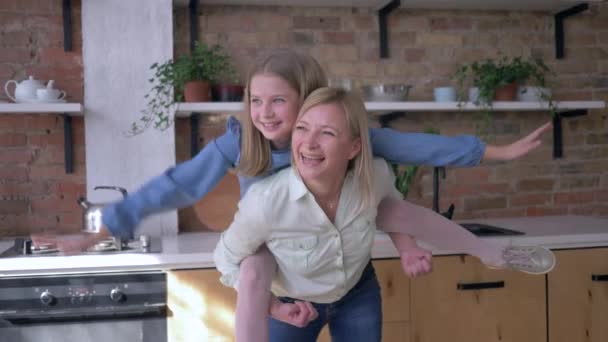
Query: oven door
0 305 167 342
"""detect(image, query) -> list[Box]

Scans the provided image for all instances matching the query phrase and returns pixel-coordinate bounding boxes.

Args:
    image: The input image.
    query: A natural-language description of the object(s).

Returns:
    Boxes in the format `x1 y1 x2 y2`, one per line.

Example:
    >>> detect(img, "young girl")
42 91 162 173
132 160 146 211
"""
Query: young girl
36 50 554 340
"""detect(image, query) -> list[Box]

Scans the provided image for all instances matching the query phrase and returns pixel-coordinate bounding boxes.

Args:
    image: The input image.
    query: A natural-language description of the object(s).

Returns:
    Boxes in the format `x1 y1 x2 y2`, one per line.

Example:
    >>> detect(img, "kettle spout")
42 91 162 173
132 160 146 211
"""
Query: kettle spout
77 197 91 209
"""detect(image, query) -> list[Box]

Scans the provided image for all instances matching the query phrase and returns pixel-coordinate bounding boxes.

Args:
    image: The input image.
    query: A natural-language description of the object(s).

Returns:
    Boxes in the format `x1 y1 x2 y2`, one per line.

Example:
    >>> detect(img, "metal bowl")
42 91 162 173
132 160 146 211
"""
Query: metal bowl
361 83 412 102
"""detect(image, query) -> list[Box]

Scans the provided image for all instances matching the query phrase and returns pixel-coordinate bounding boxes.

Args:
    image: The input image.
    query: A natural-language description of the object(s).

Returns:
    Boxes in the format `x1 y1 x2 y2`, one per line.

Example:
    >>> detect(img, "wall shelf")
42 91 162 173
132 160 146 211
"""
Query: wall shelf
176 100 605 159
174 0 604 12
0 102 84 174
175 100 605 116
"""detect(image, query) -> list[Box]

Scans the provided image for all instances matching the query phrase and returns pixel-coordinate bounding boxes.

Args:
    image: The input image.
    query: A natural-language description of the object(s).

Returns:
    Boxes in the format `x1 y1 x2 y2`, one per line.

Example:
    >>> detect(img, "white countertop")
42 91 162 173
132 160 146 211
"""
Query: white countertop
1 215 608 277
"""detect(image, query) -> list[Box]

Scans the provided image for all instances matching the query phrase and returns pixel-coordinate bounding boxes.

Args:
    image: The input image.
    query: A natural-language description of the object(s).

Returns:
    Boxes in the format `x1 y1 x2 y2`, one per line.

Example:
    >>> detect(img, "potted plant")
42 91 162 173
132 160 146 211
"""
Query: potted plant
128 42 236 135
452 56 553 135
453 55 551 104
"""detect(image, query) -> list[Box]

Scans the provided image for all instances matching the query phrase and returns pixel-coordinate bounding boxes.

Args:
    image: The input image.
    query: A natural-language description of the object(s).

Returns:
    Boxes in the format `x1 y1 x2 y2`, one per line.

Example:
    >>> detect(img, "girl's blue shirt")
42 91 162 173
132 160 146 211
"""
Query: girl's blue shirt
102 117 485 238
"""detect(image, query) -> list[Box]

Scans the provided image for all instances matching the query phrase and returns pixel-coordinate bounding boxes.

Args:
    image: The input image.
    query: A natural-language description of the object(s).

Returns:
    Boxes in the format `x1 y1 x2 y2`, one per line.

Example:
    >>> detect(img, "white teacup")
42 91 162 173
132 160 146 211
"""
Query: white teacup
36 88 66 102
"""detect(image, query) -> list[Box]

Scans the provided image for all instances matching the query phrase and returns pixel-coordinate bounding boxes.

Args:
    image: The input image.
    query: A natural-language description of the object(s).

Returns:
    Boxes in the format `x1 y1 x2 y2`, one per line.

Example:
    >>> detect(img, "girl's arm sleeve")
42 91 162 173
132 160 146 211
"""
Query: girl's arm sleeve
213 187 270 289
102 117 241 239
369 127 486 167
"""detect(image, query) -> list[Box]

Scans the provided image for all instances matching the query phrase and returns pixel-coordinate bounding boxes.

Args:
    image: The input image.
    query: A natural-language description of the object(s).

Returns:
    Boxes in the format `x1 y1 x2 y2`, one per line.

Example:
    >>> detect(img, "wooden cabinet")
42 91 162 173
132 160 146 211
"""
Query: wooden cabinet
410 255 546 342
168 260 411 342
167 268 237 342
548 248 608 342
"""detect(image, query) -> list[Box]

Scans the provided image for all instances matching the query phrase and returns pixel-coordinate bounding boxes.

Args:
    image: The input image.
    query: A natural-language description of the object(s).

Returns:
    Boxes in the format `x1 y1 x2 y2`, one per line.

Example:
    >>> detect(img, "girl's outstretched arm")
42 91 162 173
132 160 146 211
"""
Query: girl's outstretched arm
103 117 241 240
369 121 551 167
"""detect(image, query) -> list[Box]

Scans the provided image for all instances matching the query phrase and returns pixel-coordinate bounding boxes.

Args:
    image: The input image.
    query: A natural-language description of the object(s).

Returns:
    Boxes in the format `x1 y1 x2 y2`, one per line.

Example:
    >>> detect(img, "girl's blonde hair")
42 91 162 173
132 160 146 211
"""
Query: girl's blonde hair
293 87 375 210
237 50 328 177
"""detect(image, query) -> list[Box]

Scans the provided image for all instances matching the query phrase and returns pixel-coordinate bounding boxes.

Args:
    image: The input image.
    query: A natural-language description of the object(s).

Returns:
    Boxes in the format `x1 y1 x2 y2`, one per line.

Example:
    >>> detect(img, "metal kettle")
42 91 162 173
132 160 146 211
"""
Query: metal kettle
77 186 128 234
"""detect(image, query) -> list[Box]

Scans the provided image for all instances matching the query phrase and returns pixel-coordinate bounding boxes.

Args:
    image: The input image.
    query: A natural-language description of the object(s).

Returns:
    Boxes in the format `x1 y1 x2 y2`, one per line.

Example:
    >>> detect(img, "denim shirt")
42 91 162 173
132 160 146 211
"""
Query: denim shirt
102 116 485 239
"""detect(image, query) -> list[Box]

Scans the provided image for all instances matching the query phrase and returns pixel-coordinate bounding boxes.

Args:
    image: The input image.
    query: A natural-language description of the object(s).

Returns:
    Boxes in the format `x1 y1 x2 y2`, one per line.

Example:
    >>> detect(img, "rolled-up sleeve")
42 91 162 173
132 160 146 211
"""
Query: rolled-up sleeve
213 187 271 288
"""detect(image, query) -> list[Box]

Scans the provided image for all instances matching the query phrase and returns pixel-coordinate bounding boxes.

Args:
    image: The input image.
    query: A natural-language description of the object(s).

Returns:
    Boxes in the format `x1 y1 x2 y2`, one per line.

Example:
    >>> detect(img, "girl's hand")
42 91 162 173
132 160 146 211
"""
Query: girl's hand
484 121 552 161
269 299 318 328
31 227 111 255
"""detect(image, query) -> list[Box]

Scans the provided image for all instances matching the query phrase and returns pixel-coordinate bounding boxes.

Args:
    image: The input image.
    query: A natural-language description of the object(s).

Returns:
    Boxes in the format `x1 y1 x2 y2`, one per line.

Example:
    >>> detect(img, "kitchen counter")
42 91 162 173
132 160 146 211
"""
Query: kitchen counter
1 215 608 276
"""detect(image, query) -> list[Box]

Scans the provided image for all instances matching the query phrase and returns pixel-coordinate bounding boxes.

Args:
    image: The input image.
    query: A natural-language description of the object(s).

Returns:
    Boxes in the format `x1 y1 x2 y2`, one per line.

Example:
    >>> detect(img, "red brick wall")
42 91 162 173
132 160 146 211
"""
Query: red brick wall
175 3 608 228
0 0 85 237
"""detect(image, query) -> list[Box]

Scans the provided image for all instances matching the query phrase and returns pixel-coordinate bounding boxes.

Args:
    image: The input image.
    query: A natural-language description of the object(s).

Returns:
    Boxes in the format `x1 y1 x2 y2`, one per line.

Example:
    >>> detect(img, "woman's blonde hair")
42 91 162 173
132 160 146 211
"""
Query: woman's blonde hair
237 49 328 177
293 87 375 210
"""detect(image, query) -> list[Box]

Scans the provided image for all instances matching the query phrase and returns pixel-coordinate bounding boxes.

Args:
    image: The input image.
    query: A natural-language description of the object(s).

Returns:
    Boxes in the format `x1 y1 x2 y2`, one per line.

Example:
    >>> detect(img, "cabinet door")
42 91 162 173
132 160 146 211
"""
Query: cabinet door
549 248 608 342
411 255 546 342
167 269 237 342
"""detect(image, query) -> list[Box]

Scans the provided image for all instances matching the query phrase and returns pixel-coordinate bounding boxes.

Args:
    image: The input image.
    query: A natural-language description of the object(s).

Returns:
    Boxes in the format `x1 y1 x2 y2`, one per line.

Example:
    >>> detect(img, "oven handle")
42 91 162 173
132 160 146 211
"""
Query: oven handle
0 304 166 325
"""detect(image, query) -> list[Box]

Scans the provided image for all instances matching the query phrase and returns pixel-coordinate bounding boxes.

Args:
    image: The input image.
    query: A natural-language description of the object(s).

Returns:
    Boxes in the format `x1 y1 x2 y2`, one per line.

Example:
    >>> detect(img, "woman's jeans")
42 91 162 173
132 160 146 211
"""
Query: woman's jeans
268 261 382 342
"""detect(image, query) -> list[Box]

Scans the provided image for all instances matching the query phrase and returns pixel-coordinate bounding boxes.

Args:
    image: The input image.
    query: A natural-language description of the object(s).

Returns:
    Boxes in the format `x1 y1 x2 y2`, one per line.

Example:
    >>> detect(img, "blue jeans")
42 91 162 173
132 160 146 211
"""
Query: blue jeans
268 261 382 342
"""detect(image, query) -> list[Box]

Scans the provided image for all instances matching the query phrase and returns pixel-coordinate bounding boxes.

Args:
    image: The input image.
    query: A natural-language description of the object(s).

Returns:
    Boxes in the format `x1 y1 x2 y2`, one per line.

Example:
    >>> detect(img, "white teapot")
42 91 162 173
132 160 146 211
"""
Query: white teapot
4 76 45 103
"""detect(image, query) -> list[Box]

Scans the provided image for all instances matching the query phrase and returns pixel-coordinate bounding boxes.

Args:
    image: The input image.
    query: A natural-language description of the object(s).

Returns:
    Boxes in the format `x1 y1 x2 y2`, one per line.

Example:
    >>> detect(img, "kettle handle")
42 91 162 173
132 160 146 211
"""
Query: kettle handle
94 186 128 198
4 80 17 102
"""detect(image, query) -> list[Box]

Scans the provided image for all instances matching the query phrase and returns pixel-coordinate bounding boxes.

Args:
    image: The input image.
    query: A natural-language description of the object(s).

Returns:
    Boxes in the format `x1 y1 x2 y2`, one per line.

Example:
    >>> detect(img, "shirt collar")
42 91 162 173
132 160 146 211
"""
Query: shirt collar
288 168 308 201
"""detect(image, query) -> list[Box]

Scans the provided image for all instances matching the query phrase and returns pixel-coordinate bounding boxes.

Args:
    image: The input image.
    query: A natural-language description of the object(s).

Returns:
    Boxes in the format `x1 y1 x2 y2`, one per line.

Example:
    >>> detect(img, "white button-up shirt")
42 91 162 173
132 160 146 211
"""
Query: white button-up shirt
213 158 400 303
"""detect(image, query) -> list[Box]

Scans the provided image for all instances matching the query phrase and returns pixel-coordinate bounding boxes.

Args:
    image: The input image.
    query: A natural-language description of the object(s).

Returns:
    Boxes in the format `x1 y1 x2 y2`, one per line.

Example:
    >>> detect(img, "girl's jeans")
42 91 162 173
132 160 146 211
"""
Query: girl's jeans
268 261 382 342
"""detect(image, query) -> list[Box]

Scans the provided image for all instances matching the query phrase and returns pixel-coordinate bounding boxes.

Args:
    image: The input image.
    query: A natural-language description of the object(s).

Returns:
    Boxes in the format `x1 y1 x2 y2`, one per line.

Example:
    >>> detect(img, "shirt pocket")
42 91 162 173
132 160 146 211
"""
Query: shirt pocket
351 210 376 232
268 235 319 274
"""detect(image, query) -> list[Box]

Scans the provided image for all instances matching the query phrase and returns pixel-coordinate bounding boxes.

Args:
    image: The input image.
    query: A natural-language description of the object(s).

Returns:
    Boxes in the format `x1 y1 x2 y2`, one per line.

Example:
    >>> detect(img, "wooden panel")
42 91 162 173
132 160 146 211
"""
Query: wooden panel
411 255 546 342
549 248 608 342
192 173 240 232
167 268 237 342
373 259 410 322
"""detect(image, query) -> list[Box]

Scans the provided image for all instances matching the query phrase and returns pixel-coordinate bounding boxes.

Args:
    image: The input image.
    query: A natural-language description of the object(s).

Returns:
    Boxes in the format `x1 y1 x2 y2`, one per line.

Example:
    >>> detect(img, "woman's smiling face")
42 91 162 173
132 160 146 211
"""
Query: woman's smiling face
249 73 301 150
292 102 361 184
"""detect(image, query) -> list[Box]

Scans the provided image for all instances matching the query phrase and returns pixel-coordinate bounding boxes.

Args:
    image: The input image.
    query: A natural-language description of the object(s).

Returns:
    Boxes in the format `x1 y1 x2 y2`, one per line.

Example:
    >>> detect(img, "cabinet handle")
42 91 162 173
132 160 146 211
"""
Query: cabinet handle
457 281 505 291
591 274 608 282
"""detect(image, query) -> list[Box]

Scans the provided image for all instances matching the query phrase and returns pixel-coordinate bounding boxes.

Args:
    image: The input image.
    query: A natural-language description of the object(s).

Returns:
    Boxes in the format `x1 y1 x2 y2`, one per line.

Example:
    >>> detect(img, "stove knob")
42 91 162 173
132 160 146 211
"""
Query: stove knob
40 290 56 306
110 288 126 303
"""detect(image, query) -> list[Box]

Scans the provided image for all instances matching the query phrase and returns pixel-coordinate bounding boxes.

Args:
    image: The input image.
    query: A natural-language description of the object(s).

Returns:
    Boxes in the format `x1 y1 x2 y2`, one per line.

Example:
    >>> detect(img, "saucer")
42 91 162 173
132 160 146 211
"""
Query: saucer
17 98 67 104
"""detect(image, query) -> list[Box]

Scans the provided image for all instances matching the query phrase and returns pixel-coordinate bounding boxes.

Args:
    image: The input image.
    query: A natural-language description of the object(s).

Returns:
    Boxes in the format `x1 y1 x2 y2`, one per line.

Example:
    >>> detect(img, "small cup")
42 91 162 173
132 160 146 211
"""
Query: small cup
36 88 66 102
468 87 480 102
433 86 456 102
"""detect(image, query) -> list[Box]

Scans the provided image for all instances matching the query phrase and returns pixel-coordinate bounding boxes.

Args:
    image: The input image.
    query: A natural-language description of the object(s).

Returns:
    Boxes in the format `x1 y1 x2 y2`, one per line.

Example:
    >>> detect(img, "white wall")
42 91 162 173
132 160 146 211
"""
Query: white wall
82 0 177 236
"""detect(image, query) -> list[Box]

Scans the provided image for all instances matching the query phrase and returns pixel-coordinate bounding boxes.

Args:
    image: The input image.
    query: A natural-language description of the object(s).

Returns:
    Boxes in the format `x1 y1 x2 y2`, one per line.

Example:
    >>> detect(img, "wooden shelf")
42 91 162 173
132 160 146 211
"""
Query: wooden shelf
174 0 604 12
0 103 83 115
175 100 605 117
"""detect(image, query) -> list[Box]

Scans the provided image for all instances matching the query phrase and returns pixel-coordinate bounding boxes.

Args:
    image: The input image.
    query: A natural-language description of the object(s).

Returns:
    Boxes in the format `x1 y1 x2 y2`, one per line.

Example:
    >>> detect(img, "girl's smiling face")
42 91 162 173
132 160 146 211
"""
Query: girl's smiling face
249 73 301 150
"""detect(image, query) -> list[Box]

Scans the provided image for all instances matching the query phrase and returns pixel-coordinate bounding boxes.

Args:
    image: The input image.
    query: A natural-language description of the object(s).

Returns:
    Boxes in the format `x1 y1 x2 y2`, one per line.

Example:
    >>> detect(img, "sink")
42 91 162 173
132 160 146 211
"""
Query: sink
460 223 524 237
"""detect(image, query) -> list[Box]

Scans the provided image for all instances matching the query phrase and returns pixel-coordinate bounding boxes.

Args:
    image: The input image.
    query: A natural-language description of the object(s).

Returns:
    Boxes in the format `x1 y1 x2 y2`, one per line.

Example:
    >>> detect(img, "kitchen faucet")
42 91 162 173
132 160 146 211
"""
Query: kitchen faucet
432 166 455 220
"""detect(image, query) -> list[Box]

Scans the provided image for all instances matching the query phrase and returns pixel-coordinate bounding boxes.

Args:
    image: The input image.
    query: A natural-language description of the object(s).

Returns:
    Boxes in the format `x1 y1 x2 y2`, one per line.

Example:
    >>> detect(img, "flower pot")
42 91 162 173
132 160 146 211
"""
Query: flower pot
211 84 244 102
184 81 211 102
493 82 518 101
433 86 456 102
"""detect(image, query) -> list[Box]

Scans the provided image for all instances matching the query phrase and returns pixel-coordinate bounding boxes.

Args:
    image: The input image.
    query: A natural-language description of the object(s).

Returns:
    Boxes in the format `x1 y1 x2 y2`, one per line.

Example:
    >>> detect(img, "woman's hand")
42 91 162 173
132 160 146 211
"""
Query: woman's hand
483 121 552 161
31 227 112 254
269 298 318 328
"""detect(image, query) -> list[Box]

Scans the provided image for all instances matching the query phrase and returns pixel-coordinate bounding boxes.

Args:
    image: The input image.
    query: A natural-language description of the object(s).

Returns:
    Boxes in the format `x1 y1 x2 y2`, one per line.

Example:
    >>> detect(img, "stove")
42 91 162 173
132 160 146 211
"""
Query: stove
0 235 162 258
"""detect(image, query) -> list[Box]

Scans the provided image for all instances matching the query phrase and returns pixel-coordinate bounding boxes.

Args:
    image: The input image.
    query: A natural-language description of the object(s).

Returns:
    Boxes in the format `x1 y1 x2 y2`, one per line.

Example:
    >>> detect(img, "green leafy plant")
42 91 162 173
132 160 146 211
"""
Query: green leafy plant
453 55 553 135
127 42 236 135
391 128 439 199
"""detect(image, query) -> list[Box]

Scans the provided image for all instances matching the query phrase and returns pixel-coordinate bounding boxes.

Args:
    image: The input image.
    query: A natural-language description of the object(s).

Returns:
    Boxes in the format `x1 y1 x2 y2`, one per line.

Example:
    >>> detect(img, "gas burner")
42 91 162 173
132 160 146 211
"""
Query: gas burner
0 235 161 258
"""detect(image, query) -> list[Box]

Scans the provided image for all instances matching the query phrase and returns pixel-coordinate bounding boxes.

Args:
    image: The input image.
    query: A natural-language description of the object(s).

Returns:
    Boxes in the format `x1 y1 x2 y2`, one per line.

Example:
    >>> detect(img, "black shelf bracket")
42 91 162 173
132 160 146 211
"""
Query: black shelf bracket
62 114 74 174
378 111 405 127
190 114 201 157
554 3 589 59
62 0 73 52
189 0 201 157
552 109 588 159
378 0 400 59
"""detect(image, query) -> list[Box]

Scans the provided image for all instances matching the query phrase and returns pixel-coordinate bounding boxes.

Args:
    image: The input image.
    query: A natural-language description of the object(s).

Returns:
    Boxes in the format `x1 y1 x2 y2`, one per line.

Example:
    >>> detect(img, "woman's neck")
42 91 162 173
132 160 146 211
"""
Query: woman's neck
305 176 345 223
